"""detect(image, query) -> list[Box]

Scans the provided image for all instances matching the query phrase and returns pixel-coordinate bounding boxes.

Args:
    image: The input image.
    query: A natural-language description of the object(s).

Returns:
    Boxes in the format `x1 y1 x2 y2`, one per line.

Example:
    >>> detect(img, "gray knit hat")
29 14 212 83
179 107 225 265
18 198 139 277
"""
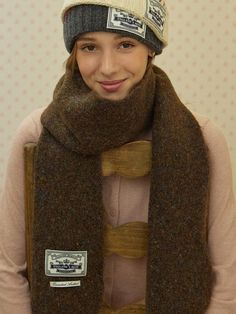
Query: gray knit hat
61 0 168 55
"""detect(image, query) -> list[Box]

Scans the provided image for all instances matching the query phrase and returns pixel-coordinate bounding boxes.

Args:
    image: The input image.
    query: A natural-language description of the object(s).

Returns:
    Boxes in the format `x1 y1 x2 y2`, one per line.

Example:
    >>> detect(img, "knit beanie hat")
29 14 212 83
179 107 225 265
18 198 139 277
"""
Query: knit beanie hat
61 0 168 55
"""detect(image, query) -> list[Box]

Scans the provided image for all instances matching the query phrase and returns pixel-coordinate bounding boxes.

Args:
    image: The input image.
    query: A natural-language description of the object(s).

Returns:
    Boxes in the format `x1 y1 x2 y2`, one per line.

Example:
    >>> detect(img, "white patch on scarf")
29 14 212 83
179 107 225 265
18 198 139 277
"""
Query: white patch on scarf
50 280 81 288
45 249 87 277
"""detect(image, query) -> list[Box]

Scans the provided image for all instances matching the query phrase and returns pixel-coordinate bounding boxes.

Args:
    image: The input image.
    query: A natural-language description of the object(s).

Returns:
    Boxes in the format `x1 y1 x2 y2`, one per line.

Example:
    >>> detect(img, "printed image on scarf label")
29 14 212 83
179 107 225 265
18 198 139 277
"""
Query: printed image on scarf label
145 0 167 35
107 8 146 39
45 249 87 277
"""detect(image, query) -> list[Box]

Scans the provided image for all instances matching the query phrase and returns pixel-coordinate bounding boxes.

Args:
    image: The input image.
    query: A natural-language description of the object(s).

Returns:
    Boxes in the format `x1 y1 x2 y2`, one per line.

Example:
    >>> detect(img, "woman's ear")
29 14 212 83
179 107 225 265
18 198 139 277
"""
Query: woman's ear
148 50 155 58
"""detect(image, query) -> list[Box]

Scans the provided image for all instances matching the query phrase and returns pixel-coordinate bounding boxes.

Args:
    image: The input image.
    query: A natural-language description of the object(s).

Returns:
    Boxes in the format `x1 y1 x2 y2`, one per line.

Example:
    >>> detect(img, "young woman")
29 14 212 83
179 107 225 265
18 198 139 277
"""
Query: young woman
0 1 236 313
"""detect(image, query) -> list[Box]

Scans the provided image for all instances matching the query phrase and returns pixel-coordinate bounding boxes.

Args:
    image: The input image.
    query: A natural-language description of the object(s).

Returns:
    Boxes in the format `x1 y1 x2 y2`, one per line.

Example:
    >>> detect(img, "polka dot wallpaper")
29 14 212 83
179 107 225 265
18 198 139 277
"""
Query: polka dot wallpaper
0 0 235 193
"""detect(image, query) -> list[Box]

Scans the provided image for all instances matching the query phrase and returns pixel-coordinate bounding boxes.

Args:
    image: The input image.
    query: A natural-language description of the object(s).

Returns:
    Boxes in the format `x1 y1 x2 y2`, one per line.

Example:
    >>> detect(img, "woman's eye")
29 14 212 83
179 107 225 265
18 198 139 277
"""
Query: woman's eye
120 42 135 49
81 45 96 52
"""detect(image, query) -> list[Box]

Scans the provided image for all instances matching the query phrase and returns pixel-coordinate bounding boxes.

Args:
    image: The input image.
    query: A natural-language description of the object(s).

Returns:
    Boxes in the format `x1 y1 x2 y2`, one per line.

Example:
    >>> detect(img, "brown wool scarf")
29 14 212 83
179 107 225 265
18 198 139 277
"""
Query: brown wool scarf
31 64 215 314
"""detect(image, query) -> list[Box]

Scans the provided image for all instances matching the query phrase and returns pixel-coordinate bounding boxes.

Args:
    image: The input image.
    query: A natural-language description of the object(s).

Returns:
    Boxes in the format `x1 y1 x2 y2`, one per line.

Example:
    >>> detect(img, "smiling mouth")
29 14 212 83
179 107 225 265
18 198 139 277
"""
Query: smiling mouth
99 79 126 93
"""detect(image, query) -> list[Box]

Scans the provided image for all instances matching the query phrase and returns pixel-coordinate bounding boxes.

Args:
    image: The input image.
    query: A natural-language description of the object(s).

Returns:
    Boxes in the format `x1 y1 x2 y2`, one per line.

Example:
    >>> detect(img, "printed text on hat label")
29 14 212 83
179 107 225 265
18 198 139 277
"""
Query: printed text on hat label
107 8 146 39
145 0 167 35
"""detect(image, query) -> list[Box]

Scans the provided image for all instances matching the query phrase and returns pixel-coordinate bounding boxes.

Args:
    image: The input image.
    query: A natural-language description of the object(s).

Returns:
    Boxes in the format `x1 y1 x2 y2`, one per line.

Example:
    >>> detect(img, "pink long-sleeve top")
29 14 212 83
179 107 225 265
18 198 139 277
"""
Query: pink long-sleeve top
0 106 236 314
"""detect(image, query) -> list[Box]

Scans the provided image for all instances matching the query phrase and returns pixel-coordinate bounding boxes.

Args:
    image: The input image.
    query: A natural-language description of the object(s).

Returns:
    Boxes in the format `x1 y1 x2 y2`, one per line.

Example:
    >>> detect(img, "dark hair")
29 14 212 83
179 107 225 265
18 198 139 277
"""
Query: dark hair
65 42 78 73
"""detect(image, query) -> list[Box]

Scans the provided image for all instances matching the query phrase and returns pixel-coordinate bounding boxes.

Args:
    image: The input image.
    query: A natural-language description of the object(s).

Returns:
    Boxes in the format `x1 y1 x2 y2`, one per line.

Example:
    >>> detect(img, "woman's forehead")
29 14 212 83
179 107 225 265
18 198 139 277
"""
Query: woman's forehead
77 32 137 42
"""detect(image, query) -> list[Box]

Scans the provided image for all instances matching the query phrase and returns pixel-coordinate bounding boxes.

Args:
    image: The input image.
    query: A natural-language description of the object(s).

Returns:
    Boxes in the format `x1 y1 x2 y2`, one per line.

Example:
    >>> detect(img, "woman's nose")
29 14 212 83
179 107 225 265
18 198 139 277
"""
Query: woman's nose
99 50 119 77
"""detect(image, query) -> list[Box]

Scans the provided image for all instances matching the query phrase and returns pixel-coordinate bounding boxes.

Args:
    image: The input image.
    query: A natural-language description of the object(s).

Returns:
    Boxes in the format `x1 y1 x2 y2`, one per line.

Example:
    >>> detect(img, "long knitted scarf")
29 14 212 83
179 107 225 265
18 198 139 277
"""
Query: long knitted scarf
31 64 214 313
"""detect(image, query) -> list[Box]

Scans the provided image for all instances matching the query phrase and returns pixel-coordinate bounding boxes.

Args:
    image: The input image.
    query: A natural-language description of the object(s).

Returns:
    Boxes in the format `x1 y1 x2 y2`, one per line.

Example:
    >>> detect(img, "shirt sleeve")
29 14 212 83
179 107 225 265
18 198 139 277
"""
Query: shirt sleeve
203 119 236 314
0 112 41 314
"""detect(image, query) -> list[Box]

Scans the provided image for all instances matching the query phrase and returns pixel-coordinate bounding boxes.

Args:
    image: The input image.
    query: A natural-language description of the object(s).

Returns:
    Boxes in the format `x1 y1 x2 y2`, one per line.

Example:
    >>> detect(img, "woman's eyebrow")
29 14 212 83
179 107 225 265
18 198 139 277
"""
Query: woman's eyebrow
77 34 132 42
77 37 96 42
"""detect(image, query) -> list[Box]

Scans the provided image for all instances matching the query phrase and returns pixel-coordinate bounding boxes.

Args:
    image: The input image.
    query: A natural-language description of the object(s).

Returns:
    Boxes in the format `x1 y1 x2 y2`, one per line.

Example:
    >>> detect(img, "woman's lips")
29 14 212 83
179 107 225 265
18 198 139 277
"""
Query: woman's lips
100 80 126 93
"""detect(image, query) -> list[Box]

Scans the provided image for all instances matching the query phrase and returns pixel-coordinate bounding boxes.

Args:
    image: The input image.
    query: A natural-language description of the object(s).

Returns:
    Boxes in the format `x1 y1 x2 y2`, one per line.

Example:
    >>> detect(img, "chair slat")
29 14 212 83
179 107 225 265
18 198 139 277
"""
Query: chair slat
99 301 146 313
24 143 37 286
102 140 151 177
104 222 149 259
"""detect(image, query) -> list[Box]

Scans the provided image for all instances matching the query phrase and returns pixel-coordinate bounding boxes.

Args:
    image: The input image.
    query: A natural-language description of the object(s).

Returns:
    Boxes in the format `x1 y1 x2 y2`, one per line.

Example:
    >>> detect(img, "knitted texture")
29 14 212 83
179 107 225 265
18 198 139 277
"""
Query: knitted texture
63 4 163 54
31 65 214 313
61 0 168 53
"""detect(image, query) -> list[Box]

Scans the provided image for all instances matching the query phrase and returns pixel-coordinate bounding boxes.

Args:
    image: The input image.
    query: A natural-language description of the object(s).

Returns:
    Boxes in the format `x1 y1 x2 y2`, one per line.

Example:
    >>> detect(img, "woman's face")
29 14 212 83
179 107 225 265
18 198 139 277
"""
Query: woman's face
76 32 154 101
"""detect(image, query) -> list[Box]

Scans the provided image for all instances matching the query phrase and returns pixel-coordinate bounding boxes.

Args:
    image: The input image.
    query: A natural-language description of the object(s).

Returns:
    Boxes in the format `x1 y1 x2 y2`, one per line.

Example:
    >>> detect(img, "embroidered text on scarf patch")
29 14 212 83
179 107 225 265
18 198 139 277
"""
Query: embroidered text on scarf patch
145 0 167 35
107 8 146 39
50 281 81 288
45 250 87 277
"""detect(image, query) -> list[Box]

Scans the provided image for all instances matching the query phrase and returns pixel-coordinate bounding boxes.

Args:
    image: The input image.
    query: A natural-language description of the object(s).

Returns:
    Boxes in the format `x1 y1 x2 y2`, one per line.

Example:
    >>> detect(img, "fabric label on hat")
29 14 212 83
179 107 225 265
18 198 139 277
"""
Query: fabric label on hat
107 8 146 39
145 0 167 35
45 249 87 277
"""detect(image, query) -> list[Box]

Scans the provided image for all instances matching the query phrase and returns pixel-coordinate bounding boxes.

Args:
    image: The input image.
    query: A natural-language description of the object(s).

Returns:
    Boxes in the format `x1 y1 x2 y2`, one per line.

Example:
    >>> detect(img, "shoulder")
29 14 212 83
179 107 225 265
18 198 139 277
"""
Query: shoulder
14 106 46 144
192 110 233 185
192 111 230 158
7 106 46 161
2 106 47 196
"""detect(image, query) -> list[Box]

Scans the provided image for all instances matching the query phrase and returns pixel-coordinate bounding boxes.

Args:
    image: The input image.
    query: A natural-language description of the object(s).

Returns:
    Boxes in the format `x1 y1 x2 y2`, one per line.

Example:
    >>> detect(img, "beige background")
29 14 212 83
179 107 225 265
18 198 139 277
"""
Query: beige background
0 0 235 193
